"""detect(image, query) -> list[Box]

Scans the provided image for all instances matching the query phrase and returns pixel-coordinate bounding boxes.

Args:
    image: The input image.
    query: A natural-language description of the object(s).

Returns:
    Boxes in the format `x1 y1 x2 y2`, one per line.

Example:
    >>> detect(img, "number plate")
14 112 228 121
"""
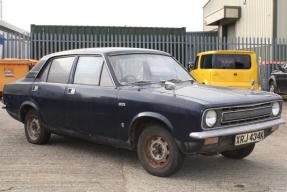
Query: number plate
234 130 265 146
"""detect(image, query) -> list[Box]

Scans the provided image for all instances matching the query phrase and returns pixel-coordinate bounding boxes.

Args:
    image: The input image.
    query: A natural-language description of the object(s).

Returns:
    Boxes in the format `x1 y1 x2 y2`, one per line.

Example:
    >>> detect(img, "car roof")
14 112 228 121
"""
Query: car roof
42 47 170 59
198 50 255 55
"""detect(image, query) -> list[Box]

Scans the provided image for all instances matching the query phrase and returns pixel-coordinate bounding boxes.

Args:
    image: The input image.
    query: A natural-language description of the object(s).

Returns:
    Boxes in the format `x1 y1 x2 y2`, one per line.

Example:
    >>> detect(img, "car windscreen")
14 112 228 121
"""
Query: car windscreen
109 54 193 85
201 54 251 69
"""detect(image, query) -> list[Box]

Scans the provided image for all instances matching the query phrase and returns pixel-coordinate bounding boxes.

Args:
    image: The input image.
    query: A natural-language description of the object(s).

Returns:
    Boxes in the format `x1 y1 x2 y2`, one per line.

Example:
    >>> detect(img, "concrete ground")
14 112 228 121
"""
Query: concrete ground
0 102 286 192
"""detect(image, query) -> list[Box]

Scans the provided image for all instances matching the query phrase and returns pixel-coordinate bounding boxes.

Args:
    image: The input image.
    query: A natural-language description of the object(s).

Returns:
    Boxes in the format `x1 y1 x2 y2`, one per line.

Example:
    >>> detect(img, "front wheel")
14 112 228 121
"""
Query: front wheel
137 125 184 177
24 109 51 145
221 143 255 159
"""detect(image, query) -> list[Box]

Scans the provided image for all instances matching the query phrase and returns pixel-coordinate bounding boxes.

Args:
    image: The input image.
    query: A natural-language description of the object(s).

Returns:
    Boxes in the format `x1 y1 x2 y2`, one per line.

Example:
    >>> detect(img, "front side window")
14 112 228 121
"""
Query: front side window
73 56 104 85
47 57 75 83
201 54 251 69
109 54 192 84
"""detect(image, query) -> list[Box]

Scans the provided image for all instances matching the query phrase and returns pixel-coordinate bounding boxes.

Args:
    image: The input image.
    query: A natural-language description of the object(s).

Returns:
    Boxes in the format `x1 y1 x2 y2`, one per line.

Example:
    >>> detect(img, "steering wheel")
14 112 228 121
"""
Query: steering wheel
121 75 137 83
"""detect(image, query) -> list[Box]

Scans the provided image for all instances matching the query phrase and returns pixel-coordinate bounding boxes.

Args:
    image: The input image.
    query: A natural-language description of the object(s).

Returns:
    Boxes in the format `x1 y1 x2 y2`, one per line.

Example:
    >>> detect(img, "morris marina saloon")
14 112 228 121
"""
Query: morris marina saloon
2 48 285 177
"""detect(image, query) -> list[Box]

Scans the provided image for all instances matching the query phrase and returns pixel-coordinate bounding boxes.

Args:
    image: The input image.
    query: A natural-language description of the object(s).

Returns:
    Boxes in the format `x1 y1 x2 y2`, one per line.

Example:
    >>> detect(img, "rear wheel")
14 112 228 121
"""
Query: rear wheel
221 143 255 159
24 109 50 144
137 125 184 177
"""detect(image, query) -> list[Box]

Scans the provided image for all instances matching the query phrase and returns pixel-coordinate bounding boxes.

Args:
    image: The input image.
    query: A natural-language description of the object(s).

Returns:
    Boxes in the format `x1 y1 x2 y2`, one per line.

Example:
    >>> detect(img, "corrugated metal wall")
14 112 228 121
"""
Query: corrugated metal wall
277 0 287 39
235 0 273 38
203 0 274 38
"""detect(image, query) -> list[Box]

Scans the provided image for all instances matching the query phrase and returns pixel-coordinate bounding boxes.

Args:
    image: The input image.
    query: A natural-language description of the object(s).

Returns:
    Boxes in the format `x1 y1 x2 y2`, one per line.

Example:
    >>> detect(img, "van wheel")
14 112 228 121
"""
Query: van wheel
269 81 277 93
221 143 255 159
137 125 184 177
24 109 50 144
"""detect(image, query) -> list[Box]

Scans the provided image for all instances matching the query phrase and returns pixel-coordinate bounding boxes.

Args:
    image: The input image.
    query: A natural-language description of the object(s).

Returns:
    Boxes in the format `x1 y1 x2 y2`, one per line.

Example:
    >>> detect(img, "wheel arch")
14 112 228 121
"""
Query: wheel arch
128 112 174 149
19 101 39 122
269 76 277 87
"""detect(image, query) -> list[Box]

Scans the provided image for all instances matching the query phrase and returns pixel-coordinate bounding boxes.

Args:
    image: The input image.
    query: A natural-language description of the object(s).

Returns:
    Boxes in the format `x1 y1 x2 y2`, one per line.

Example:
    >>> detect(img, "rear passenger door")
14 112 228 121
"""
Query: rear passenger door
32 56 75 129
64 55 119 139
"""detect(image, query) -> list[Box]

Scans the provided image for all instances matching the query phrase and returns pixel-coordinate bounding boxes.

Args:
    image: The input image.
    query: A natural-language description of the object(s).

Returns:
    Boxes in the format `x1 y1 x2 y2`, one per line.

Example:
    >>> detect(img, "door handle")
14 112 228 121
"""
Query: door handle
67 88 76 95
234 73 238 76
32 85 38 92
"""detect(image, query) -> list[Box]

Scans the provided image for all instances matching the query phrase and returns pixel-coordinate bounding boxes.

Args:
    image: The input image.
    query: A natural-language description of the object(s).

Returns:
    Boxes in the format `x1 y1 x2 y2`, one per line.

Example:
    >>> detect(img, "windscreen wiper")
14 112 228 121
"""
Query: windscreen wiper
161 79 182 83
131 80 159 85
162 79 194 84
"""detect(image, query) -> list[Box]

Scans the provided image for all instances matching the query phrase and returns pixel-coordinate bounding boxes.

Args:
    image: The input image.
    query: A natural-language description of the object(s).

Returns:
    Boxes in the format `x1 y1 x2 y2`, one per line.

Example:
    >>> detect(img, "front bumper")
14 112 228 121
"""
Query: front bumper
189 118 285 139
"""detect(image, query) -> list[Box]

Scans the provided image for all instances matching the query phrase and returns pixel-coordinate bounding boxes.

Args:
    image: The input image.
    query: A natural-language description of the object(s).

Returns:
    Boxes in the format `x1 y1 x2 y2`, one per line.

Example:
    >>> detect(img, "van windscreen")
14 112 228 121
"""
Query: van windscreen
201 54 251 69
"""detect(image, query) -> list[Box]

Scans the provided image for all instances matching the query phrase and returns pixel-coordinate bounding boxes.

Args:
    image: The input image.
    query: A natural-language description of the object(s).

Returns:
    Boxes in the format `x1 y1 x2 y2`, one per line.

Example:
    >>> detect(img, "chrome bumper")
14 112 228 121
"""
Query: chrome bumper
189 119 285 139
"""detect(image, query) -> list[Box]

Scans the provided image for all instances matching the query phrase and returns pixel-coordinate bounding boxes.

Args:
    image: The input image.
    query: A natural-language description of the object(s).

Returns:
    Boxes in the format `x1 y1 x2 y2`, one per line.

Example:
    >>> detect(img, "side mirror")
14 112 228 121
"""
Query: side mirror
187 62 195 71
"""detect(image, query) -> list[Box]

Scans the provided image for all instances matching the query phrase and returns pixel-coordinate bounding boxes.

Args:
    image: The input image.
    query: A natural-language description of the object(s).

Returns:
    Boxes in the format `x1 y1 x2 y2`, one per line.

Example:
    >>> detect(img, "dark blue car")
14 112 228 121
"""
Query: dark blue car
2 48 285 177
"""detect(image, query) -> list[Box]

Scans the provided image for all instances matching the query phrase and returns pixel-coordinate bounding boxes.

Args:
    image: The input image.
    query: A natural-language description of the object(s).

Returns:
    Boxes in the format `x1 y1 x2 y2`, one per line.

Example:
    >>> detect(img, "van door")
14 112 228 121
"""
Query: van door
209 54 254 89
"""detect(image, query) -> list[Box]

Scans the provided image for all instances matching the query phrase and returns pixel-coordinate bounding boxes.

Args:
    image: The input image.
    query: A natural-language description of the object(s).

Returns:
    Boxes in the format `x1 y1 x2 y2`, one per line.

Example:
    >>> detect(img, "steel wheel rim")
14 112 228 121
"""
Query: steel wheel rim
144 135 170 169
27 115 40 141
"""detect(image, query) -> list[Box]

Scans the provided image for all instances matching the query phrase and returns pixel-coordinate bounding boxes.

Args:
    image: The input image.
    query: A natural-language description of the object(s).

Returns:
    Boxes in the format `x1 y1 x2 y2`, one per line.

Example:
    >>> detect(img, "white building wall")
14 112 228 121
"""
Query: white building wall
203 0 274 38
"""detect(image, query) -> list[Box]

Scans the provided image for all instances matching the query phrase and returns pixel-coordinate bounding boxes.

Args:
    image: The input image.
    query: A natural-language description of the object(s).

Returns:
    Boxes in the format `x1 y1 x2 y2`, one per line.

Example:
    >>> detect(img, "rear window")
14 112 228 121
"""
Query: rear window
47 57 75 83
201 54 251 69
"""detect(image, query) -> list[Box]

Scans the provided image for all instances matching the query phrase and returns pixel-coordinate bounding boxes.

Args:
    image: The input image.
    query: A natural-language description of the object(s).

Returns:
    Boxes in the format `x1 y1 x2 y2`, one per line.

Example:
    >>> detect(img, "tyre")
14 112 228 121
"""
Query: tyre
24 109 51 144
221 143 255 159
137 125 184 177
269 81 277 93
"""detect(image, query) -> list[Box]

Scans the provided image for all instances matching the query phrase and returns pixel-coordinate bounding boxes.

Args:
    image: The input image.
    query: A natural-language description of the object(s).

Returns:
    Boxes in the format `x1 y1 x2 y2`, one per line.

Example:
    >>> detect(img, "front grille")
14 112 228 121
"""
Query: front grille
220 103 273 126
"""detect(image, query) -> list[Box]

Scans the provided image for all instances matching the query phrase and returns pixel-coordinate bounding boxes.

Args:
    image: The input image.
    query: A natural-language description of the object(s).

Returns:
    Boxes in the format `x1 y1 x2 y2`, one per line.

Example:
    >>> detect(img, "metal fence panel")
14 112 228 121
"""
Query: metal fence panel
2 30 287 91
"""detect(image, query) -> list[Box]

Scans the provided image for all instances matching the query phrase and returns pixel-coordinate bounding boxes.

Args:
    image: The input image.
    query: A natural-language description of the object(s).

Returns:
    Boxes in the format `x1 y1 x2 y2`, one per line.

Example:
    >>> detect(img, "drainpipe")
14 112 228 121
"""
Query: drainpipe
273 0 277 39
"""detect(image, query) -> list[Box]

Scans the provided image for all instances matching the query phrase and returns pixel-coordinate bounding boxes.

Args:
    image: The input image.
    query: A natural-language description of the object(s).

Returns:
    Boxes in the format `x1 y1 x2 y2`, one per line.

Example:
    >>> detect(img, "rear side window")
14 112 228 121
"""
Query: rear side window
201 54 251 69
73 56 103 85
47 57 75 83
39 62 51 81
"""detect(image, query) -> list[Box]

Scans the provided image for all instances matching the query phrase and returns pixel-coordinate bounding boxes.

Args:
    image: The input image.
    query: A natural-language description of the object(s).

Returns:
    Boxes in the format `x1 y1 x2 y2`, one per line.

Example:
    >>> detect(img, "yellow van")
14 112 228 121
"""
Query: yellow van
189 50 260 90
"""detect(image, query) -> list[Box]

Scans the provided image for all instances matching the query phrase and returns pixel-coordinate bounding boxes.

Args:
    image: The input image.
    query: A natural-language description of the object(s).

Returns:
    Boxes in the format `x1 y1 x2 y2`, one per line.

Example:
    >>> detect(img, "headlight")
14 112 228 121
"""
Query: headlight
272 102 280 116
205 110 217 128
